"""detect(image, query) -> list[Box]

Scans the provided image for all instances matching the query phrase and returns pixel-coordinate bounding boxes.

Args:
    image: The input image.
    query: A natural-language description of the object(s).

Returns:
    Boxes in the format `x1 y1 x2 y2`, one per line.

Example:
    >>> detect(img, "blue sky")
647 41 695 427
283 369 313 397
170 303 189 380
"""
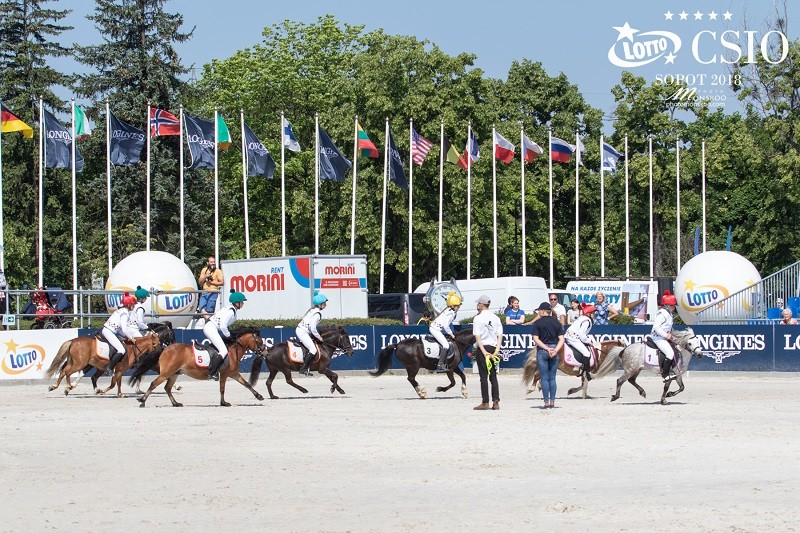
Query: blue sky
60 0 796 127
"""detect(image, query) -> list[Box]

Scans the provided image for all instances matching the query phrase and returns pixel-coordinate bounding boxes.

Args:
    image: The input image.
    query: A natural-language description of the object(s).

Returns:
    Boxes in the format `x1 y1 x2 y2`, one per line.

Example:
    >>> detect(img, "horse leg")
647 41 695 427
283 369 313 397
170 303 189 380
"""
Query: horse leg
228 372 265 403
265 368 280 399
628 372 646 398
163 375 182 407
611 371 630 402
277 368 309 397
90 366 103 392
219 374 231 407
138 374 168 407
319 366 344 395
525 371 541 396
406 367 425 399
567 373 584 397
664 375 685 401
436 371 456 393
453 366 468 398
96 366 119 396
49 368 66 392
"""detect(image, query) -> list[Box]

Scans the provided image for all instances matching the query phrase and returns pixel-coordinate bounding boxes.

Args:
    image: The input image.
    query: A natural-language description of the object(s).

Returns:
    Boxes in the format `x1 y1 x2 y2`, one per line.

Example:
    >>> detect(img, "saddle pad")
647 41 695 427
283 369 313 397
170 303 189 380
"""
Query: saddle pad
642 344 660 368
193 345 212 368
422 338 456 360
562 344 595 368
287 341 321 365
94 338 111 360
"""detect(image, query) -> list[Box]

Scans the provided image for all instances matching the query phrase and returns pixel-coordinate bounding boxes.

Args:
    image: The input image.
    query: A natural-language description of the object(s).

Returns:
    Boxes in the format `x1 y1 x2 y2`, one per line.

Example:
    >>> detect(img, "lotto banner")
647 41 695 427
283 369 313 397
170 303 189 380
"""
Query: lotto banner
0 329 80 380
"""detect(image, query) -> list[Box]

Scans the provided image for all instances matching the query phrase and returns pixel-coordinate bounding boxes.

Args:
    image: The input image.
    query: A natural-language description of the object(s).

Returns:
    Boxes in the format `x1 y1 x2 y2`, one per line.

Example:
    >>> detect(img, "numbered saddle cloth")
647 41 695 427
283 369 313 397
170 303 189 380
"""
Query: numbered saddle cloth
421 337 452 360
562 344 595 368
191 341 214 368
94 337 112 360
287 339 320 364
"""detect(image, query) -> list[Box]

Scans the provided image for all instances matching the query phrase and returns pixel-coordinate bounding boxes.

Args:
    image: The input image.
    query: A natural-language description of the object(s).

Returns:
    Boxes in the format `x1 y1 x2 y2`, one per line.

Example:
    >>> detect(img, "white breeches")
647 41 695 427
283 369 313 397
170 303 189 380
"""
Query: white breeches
295 328 317 355
102 327 126 354
203 322 228 356
566 336 591 361
653 337 674 360
429 327 449 349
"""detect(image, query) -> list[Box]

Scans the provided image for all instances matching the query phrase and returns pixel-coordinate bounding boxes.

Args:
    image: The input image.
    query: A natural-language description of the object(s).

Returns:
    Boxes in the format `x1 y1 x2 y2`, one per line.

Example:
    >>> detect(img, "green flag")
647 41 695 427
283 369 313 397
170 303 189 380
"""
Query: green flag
216 113 231 150
74 105 92 139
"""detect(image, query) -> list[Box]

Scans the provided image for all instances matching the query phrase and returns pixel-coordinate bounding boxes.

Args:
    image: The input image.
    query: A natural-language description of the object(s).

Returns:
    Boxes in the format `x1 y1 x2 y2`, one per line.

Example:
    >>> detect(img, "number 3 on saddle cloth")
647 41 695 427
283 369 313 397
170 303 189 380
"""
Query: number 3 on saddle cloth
562 344 598 370
287 339 321 365
421 335 454 360
643 337 684 372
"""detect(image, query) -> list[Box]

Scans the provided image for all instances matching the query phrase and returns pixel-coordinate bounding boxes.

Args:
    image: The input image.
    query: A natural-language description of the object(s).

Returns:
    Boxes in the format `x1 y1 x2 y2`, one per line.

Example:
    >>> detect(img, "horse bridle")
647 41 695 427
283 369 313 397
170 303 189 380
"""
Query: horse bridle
320 330 350 353
233 332 266 355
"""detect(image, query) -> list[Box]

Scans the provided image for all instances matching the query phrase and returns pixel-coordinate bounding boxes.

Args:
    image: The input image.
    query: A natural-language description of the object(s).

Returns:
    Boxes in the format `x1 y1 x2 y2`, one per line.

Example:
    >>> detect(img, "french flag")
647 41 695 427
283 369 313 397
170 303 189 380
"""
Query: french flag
550 137 574 164
493 130 515 163
522 133 543 163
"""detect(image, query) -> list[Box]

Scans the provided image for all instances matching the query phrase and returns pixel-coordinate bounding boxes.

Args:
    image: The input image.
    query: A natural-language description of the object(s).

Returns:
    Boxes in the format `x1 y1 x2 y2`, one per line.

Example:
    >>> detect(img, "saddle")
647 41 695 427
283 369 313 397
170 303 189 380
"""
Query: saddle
287 338 321 364
644 336 680 369
191 341 219 368
562 344 596 370
421 337 455 360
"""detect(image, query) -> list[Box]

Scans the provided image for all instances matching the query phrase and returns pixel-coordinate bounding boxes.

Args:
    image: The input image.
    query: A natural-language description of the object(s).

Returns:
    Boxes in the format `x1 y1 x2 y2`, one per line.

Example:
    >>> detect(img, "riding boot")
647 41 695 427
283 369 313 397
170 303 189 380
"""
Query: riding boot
660 356 673 380
106 351 124 376
207 353 223 379
435 346 448 372
299 352 315 376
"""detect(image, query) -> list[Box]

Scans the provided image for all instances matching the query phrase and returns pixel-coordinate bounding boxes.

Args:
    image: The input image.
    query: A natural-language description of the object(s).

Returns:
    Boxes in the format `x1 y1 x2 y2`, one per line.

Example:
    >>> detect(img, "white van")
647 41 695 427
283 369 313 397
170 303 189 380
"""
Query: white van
565 280 660 323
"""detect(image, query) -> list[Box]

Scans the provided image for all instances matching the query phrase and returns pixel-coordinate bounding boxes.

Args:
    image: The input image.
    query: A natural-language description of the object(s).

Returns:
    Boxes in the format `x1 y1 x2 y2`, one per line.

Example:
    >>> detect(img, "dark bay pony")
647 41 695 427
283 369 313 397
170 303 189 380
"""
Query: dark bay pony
248 326 353 399
370 328 474 399
45 333 160 396
132 326 267 407
521 339 626 399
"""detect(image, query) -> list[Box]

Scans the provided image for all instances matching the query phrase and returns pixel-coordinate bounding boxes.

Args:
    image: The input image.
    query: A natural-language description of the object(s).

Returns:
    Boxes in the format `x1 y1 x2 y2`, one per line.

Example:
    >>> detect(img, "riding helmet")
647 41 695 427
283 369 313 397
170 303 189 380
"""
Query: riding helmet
581 303 597 316
446 292 462 307
121 293 137 306
312 292 329 306
660 290 677 306
134 286 150 299
229 291 247 304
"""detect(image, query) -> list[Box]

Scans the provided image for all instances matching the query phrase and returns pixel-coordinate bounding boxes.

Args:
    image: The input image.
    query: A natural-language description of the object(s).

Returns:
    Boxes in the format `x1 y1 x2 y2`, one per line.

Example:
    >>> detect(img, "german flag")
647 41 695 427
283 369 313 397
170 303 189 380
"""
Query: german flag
1 104 33 138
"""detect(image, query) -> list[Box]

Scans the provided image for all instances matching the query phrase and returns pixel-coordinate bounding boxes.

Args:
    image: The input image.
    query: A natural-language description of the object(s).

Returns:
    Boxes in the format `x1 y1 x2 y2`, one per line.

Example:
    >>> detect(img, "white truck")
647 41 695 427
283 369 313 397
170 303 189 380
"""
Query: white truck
222 255 368 319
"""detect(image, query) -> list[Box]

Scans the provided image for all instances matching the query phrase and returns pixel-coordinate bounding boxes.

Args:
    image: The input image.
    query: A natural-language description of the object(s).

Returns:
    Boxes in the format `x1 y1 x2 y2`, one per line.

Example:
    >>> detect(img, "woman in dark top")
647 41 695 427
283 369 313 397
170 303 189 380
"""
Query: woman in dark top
530 301 565 408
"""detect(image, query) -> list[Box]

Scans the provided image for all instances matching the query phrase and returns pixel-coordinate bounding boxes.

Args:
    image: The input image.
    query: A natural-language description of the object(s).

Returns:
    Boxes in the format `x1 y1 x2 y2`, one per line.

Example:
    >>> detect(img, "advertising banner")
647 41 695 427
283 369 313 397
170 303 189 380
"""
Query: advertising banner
0 329 79 380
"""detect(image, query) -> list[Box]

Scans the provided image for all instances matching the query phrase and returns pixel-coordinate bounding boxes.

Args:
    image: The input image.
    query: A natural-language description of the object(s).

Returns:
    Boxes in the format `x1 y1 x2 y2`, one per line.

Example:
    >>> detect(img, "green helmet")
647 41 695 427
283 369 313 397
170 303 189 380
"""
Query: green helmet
134 286 150 299
229 291 247 304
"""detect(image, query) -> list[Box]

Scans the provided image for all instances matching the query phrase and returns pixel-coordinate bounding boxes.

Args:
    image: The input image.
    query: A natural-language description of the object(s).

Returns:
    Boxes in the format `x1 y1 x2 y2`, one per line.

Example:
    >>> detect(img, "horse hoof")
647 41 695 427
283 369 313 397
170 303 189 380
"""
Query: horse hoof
139 403 146 408
661 398 667 405
330 385 336 394
255 394 264 401
64 389 70 396
436 386 445 392
220 402 231 407
416 387 427 399
269 395 279 400
116 393 123 398
610 396 618 402
461 386 468 399
48 386 55 392
174 402 184 407
640 392 647 399
337 388 345 395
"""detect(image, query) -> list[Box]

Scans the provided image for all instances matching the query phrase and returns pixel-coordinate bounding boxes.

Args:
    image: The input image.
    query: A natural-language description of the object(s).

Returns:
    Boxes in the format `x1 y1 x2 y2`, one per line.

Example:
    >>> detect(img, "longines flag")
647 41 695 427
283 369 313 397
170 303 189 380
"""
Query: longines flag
43 108 83 172
243 122 275 178
109 111 145 166
318 126 352 182
184 113 215 170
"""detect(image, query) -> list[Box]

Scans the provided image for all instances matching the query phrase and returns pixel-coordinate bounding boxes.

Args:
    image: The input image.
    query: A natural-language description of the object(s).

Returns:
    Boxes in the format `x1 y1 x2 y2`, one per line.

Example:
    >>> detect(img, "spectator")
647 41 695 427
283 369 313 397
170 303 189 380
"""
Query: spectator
504 296 526 325
197 256 224 321
416 311 432 326
780 308 798 325
593 291 618 325
549 293 567 326
472 295 503 411
531 301 564 408
566 298 581 325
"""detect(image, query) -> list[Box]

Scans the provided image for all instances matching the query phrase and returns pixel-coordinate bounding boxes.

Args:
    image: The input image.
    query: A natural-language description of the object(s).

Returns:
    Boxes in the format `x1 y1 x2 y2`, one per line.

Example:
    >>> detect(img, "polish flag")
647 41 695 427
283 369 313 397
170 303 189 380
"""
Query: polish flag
493 130 515 163
522 134 543 163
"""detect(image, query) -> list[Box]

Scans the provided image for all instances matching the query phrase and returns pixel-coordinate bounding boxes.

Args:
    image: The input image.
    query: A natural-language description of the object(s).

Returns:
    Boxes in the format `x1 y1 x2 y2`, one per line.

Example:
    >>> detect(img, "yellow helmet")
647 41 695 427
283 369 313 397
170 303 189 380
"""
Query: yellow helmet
446 292 462 307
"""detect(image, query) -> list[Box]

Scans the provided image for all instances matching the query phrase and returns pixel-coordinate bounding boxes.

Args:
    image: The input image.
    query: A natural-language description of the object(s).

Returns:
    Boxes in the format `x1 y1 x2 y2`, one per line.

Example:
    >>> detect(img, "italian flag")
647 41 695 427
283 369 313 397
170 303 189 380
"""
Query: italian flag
74 105 91 139
216 114 231 151
357 124 379 158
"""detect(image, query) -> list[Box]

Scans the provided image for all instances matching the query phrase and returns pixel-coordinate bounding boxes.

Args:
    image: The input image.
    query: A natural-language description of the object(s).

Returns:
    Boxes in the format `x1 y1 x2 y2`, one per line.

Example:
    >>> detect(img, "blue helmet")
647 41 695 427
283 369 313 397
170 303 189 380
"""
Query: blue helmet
312 292 328 306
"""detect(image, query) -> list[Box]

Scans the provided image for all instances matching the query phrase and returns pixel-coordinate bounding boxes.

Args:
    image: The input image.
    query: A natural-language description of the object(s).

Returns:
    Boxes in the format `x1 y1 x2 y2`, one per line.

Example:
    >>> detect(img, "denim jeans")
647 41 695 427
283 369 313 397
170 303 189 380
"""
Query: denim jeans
476 345 499 403
537 344 558 403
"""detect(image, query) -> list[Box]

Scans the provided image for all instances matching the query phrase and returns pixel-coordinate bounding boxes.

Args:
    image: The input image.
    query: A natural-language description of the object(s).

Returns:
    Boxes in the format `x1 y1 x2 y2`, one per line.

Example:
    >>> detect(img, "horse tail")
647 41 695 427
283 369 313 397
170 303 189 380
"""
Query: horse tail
369 344 397 377
520 349 539 388
45 340 73 379
248 353 265 386
128 346 164 386
594 346 624 379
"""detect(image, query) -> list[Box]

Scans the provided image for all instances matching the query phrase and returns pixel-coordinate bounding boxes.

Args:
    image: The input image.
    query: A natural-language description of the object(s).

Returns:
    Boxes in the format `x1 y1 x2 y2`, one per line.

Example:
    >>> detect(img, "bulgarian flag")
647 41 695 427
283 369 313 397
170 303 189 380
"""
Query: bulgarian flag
216 113 231 150
357 124 379 158
1 104 33 138
74 105 92 139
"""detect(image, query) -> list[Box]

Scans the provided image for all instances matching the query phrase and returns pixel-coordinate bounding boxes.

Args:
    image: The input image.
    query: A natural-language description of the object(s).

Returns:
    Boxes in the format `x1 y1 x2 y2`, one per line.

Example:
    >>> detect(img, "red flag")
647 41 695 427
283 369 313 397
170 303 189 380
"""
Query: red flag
149 107 180 136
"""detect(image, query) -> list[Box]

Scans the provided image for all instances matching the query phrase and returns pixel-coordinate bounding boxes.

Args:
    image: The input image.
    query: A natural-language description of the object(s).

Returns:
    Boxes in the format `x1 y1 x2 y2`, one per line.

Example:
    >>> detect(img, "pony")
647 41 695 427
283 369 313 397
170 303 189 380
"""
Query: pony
132 326 267 407
369 327 474 399
45 333 160 396
521 339 627 399
594 328 704 405
248 326 353 399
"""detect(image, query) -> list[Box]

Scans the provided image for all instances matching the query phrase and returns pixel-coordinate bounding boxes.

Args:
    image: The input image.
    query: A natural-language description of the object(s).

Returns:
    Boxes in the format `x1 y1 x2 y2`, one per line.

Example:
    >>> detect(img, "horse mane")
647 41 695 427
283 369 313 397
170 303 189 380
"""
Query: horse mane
229 325 261 339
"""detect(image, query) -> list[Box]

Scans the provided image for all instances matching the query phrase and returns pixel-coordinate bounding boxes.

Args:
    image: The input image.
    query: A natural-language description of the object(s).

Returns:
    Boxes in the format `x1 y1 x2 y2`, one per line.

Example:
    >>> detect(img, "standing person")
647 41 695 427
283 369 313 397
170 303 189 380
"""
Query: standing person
103 293 138 375
472 295 503 410
531 301 564 408
593 291 618 325
430 292 462 372
564 303 598 380
549 293 567 326
203 291 247 379
504 296 526 325
297 291 328 376
780 308 798 325
197 256 224 321
566 299 581 325
650 290 677 382
128 286 151 337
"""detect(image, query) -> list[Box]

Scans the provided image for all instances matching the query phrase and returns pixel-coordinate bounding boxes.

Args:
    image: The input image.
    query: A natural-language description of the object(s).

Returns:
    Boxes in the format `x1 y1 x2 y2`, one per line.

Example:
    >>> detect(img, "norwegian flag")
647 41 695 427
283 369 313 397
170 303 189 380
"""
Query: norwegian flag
411 127 433 166
149 107 180 136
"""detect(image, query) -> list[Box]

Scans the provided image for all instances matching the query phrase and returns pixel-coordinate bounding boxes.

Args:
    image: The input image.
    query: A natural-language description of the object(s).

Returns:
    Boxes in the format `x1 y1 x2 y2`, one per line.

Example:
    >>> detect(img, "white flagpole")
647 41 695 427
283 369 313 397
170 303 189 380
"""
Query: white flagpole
702 139 706 253
351 116 358 255
491 125 498 278
379 118 389 294
624 135 630 279
649 134 654 279
106 100 112 276
38 98 43 287
241 109 250 259
314 113 320 255
676 136 681 273
70 100 78 314
575 129 580 278
466 122 472 280
437 120 444 281
145 102 151 252
520 125 526 277
280 112 287 256
179 105 184 261
213 108 220 263
600 134 605 278
548 128 553 289
408 118 414 292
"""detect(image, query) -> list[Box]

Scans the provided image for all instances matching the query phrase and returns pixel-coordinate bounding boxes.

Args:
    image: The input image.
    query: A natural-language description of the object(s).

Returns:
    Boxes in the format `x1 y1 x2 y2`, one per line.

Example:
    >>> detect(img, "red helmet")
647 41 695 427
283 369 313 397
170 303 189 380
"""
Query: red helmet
121 293 137 307
581 303 597 316
661 290 677 306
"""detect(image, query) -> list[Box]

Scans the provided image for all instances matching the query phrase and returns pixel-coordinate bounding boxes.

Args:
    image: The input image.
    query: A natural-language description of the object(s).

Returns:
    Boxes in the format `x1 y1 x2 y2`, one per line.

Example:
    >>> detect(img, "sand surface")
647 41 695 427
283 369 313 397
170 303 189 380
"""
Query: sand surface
1 370 798 532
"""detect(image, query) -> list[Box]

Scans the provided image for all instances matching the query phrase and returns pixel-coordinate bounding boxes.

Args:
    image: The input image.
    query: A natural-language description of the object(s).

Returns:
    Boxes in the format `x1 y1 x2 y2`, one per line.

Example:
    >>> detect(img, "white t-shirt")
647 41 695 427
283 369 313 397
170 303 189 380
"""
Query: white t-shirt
473 309 503 347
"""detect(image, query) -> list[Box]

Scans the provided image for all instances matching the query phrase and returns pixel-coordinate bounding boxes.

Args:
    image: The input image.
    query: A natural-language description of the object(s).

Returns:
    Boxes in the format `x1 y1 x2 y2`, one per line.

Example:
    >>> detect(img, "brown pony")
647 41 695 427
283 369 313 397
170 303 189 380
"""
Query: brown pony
521 339 626 399
248 326 353 399
132 326 267 407
45 333 160 396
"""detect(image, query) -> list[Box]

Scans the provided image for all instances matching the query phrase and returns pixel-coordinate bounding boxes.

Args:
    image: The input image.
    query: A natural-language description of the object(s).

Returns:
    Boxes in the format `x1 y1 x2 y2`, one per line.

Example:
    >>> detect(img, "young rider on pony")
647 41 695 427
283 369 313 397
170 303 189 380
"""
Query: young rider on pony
564 303 599 380
296 291 328 376
650 290 678 381
203 291 247 378
430 292 462 372
103 292 138 375
127 286 150 337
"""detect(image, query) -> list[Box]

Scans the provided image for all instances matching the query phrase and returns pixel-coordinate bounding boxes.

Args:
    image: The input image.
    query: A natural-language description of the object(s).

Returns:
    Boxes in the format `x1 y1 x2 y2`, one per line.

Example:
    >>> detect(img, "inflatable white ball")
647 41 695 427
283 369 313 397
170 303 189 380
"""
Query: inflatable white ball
105 251 198 327
675 251 761 325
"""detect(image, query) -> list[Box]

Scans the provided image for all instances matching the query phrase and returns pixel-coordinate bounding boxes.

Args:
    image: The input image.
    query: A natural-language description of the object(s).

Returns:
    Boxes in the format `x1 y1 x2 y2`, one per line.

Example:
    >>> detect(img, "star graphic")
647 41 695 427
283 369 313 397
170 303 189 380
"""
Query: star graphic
679 11 688 20
664 52 677 64
36 362 43 371
708 11 718 20
683 279 697 292
613 22 638 42
664 11 674 20
4 338 19 353
160 281 175 291
694 11 703 20
723 11 732 20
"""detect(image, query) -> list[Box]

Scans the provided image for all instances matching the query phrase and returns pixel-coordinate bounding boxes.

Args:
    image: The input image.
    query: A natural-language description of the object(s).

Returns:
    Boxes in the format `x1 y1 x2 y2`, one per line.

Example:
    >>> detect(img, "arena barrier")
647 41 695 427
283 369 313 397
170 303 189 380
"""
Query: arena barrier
3 325 800 380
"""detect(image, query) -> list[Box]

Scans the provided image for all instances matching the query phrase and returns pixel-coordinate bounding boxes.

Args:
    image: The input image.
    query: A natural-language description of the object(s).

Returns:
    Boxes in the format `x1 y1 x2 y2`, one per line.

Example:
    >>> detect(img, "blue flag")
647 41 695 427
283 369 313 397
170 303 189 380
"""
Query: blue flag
184 113 215 170
602 141 622 173
109 111 145 166
243 122 275 178
387 126 407 190
43 108 83 172
318 126 351 182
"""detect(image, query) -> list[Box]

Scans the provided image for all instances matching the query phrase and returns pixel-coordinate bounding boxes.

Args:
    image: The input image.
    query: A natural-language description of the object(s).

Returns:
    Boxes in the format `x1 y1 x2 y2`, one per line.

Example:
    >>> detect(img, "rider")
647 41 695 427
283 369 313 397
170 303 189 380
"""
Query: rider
430 291 462 372
103 292 138 375
651 290 678 381
203 291 247 379
128 286 150 337
297 291 328 376
564 302 598 380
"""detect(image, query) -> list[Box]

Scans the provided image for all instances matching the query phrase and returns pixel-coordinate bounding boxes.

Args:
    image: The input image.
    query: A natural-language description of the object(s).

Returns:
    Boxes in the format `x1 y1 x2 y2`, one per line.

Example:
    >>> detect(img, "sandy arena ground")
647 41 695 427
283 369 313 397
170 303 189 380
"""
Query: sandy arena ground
1 370 798 532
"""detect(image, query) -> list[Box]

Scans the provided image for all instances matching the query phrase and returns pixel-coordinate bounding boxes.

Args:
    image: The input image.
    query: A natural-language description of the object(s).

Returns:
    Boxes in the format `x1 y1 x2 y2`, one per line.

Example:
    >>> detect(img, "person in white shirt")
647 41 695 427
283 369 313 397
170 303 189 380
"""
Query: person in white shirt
128 286 150 337
548 293 567 326
566 299 581 325
564 303 598 380
430 292 462 372
297 292 328 376
650 290 677 381
472 295 504 411
203 291 247 378
103 293 138 375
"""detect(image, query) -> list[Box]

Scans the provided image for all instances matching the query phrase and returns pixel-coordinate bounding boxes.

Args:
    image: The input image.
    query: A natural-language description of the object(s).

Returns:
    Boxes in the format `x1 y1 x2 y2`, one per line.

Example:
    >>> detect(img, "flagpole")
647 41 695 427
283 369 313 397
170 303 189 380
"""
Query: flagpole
548 128 553 289
600 133 605 278
241 109 250 259
280 112 287 256
179 105 185 261
70 100 78 314
379 118 389 294
574 128 580 278
213 107 220 263
0 101 4 275
648 134 654 279
624 135 630 279
466 122 472 281
145 102 151 252
408 118 414 292
437 120 444 281
106 100 112 276
520 125 526 277
38 98 43 287
676 135 681 273
314 113 320 256
491 125 498 278
351 116 358 256
701 138 706 253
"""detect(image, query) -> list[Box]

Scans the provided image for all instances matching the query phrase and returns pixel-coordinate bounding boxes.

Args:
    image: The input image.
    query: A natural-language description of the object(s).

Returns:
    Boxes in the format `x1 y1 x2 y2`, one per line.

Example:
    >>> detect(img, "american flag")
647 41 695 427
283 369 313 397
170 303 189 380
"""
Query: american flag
411 127 433 166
